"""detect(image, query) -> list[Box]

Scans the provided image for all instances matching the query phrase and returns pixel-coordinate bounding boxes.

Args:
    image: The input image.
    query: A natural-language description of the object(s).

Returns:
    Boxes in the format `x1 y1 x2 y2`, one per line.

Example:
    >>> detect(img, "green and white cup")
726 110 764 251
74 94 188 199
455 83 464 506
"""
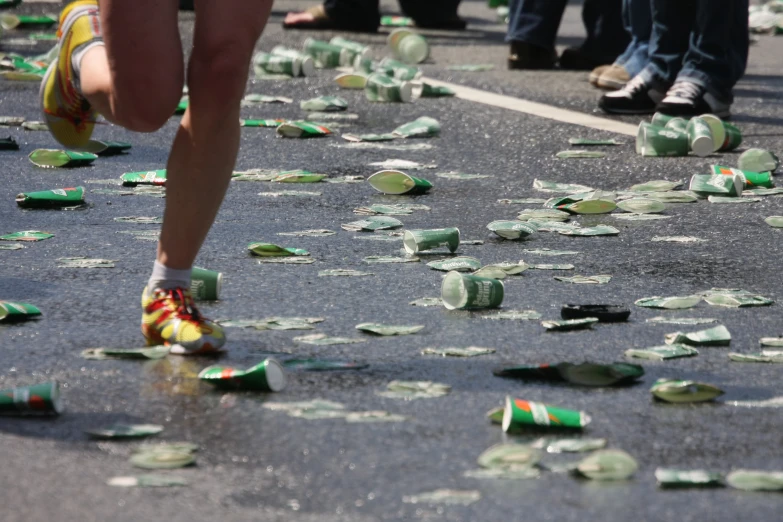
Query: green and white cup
686 117 715 157
191 267 222 301
698 114 726 152
388 29 429 64
329 36 371 62
367 170 432 195
364 73 412 103
0 381 63 416
303 38 350 68
441 271 504 310
650 112 677 127
403 228 460 254
378 57 421 81
0 301 41 322
664 118 688 132
254 52 311 77
502 396 589 432
636 122 689 157
198 358 286 392
720 122 742 151
710 165 774 188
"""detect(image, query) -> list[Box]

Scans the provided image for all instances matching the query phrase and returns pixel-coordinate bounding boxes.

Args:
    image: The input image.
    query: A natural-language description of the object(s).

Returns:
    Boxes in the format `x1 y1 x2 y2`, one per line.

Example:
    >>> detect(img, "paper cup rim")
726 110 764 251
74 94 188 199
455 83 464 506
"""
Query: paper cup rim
441 271 468 310
300 57 315 77
261 358 287 392
501 395 514 432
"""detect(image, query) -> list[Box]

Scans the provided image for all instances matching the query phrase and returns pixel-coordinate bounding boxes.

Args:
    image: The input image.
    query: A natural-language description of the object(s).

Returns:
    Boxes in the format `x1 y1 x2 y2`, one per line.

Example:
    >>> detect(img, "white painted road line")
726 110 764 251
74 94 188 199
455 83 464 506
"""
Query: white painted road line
421 77 638 136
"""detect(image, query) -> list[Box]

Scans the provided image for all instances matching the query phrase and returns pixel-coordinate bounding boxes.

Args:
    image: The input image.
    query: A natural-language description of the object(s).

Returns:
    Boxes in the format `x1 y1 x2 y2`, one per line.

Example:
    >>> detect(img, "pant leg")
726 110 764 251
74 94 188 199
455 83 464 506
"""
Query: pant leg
621 0 653 76
641 0 696 85
506 0 569 48
399 0 460 25
614 0 637 66
580 0 630 62
323 0 380 29
677 0 749 101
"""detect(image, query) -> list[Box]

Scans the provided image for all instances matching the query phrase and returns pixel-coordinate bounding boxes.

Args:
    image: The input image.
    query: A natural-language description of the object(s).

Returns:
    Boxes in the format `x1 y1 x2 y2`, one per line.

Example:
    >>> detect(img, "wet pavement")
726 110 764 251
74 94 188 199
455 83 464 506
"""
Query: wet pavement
1 1 782 521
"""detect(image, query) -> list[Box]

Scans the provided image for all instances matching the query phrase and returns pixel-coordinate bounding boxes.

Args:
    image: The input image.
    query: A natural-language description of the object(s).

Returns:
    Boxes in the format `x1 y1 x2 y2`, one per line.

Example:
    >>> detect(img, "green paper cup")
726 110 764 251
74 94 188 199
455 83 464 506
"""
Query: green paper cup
388 29 429 64
367 170 432 195
365 73 412 102
441 271 504 310
190 267 222 301
650 112 677 127
711 165 773 188
378 57 421 81
664 118 688 132
329 36 371 62
303 38 350 68
198 358 286 392
403 228 460 254
636 122 689 157
698 114 726 152
0 381 63 416
254 53 301 77
16 186 85 208
502 396 589 432
0 301 41 322
720 122 742 151
686 117 714 157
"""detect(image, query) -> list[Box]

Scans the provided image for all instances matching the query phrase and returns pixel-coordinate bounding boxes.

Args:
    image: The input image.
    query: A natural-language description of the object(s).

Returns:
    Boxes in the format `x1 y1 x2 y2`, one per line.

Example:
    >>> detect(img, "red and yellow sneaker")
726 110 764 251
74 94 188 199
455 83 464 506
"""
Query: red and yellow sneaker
39 0 102 148
141 287 226 355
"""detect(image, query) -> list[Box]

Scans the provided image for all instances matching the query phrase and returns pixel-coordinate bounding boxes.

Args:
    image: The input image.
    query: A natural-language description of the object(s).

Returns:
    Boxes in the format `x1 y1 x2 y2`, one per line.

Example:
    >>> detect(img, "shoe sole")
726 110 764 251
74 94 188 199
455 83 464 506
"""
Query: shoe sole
142 324 224 355
598 104 656 115
40 3 98 148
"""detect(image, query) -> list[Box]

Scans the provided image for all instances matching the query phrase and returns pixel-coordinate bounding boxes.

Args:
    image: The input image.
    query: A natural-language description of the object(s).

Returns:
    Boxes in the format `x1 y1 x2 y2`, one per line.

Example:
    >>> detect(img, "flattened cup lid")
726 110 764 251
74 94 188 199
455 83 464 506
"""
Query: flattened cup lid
368 170 414 194
441 271 468 310
335 73 367 88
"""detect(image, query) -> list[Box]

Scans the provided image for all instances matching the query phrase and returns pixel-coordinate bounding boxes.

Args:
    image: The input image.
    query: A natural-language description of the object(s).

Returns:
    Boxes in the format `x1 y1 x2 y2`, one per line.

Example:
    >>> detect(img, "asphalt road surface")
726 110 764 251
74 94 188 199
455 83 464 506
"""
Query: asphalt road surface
1 1 782 521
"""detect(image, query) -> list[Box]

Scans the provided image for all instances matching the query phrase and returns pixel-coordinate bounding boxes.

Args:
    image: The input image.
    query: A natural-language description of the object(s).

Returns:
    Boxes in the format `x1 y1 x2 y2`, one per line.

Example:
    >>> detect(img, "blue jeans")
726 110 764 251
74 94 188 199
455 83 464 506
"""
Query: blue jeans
639 0 749 102
506 0 629 62
614 0 652 77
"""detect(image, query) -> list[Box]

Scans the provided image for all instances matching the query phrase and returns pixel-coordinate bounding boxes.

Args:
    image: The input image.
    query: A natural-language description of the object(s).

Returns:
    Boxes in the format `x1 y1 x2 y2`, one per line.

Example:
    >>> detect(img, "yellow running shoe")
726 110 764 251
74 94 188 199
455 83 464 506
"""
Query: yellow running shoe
40 0 102 148
141 286 226 355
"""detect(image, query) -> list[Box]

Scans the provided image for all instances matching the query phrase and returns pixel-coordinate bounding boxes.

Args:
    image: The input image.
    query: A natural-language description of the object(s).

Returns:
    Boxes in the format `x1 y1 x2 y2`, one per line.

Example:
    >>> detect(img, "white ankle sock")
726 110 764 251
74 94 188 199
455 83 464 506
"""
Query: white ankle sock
147 261 192 295
71 40 104 91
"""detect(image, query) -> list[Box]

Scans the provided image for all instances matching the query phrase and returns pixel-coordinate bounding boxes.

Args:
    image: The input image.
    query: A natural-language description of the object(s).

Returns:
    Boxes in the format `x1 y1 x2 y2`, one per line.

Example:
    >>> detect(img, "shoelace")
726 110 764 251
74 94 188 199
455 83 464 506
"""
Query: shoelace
151 288 203 323
622 74 649 94
666 81 703 101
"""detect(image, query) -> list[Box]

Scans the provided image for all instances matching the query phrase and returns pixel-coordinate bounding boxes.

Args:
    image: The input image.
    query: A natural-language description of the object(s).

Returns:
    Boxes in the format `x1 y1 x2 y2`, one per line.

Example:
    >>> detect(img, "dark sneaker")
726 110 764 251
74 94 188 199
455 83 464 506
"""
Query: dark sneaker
655 81 731 119
508 41 556 70
598 74 666 115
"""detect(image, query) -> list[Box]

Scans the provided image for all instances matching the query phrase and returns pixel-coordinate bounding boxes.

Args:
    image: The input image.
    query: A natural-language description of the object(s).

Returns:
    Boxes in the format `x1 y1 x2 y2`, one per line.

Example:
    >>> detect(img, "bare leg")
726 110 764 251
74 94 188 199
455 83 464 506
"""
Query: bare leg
80 0 184 132
158 0 271 269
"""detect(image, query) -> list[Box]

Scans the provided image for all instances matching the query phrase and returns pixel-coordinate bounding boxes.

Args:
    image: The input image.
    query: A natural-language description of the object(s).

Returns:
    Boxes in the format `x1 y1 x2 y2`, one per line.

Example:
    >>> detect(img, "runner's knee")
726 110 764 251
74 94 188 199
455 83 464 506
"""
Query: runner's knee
113 75 183 132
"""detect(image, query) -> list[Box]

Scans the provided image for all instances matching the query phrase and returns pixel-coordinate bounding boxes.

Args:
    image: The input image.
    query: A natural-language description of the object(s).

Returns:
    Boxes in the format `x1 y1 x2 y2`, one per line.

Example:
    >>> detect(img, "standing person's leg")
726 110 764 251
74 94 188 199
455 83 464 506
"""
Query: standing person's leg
399 0 467 29
594 0 653 89
599 0 693 114
506 0 567 70
284 0 380 32
656 0 749 117
561 0 629 70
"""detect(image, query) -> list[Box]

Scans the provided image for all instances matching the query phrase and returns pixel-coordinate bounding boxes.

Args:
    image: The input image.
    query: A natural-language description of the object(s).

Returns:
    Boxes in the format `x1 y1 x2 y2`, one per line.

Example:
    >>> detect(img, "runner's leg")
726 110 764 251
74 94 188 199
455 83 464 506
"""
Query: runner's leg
158 0 272 269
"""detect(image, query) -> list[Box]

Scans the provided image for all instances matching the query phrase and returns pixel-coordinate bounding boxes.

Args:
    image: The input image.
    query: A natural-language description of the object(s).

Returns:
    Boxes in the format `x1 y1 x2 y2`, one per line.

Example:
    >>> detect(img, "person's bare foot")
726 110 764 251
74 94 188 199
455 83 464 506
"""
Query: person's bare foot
284 11 315 26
